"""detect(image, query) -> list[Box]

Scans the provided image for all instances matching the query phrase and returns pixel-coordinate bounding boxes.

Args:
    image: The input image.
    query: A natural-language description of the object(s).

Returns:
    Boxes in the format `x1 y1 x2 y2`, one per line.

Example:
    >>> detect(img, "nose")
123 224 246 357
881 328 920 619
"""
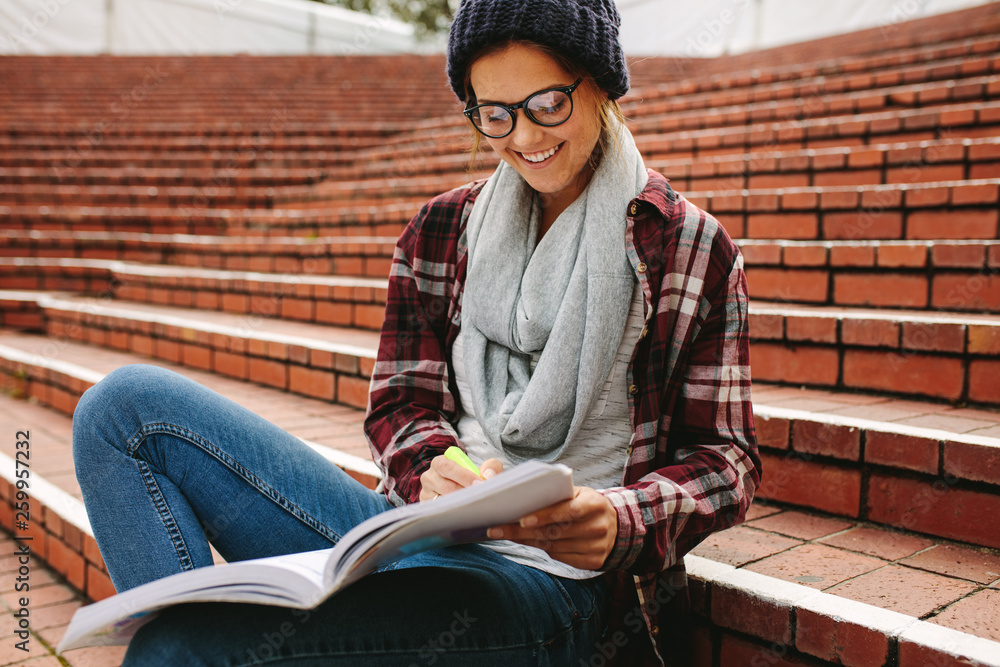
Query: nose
508 108 544 148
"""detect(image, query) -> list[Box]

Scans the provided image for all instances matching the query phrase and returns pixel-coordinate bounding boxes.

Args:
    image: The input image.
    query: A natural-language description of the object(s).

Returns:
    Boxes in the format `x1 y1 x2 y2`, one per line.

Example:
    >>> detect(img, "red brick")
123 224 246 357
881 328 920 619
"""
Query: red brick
47 538 85 592
861 188 902 209
359 357 376 378
834 274 928 308
785 316 837 344
951 182 999 205
841 318 899 348
316 301 353 326
355 304 385 330
793 421 860 461
82 532 104 567
900 322 965 353
867 473 1000 549
877 244 927 268
819 190 859 210
181 343 212 370
931 243 987 268
991 244 1000 268
749 343 839 386
746 213 819 239
280 298 314 321
154 338 181 363
847 148 885 168
750 313 784 340
214 350 248 379
865 431 939 474
289 366 335 401
932 274 1000 311
739 243 782 265
86 562 118 600
829 245 875 267
779 191 818 210
968 325 1000 354
711 585 792 645
824 212 903 240
907 210 999 240
337 375 370 410
843 350 964 400
719 635 812 667
756 451 861 516
969 359 1000 404
747 192 780 212
782 245 827 267
755 415 790 450
248 358 287 389
797 607 891 666
745 269 828 302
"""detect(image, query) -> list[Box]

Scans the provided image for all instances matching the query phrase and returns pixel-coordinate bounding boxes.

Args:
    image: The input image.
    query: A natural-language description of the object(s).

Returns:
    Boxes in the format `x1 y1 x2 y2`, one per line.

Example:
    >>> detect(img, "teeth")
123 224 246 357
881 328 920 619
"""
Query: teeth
522 145 558 163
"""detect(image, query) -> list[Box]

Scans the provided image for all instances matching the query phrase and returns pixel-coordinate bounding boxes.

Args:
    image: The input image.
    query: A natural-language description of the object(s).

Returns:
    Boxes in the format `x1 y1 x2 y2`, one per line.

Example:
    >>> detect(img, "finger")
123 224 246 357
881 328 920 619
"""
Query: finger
431 454 483 489
479 458 504 479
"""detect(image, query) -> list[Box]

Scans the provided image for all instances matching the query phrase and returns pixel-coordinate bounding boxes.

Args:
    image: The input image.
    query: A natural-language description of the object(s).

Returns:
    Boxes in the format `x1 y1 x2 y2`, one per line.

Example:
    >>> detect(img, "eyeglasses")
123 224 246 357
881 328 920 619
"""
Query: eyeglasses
463 78 583 139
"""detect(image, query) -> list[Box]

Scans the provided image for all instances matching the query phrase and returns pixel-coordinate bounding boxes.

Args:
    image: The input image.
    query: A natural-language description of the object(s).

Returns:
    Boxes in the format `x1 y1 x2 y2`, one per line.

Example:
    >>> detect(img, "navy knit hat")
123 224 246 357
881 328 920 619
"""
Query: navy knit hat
447 0 630 103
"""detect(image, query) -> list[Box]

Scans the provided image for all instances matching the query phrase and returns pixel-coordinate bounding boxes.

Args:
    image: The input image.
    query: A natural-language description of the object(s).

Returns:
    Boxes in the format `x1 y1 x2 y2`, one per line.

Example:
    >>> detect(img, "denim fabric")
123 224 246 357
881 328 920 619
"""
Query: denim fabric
73 365 609 666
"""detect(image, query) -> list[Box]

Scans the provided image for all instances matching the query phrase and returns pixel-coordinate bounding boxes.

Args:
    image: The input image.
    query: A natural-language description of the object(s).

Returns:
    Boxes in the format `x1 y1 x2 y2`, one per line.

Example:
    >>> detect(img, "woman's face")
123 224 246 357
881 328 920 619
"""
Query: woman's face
469 43 605 214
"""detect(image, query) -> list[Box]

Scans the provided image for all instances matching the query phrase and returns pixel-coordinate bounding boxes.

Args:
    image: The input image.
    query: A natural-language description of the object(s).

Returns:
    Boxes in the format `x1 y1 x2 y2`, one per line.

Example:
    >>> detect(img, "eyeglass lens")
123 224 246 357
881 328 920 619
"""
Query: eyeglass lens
471 89 573 137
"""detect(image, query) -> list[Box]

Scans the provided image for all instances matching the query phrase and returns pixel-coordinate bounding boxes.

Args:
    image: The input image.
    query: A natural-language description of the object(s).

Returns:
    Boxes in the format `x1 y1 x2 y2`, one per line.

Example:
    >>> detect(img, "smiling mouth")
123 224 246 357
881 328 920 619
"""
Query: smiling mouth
518 143 563 164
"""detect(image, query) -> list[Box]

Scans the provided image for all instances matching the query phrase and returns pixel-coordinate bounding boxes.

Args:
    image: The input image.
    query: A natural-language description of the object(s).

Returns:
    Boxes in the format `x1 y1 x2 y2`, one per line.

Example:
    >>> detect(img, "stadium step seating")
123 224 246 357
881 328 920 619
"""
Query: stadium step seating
1 3 999 665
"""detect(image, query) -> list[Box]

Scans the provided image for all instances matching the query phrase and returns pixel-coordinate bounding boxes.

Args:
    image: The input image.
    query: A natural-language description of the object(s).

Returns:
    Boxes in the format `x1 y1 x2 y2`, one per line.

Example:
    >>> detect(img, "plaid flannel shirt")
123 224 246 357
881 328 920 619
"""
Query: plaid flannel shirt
365 170 761 666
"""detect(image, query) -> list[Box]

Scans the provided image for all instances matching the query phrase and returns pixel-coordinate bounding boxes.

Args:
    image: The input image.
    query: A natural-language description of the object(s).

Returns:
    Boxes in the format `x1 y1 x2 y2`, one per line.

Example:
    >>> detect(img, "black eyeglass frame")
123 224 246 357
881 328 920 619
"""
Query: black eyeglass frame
463 78 584 139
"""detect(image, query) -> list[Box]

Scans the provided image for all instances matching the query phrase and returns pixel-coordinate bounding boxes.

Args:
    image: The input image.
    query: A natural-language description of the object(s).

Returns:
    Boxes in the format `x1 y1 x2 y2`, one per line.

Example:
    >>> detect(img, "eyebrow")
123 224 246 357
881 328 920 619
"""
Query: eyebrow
474 81 570 106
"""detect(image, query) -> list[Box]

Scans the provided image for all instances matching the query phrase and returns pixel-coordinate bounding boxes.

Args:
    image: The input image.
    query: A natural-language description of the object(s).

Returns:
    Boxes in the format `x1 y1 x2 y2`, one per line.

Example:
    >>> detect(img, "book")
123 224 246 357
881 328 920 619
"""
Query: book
57 460 574 652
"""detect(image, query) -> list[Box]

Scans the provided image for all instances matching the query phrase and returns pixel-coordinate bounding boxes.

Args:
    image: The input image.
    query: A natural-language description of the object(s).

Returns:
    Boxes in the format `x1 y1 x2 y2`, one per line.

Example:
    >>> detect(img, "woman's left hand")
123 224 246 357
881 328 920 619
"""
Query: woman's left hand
486 486 618 570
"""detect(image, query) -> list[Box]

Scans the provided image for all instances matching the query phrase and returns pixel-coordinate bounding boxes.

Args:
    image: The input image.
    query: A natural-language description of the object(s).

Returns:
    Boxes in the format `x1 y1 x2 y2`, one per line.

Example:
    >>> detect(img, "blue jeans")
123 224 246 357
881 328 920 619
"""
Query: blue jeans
73 365 610 666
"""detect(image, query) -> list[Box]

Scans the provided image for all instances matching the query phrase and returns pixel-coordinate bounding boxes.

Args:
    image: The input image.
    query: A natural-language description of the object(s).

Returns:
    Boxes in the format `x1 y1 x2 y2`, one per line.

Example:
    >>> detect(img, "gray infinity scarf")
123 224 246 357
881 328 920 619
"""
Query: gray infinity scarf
462 118 648 462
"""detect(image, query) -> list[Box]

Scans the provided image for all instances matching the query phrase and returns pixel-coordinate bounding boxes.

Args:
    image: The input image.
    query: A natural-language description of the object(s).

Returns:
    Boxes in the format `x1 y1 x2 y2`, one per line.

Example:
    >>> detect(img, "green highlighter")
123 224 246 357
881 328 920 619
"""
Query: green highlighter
445 446 481 476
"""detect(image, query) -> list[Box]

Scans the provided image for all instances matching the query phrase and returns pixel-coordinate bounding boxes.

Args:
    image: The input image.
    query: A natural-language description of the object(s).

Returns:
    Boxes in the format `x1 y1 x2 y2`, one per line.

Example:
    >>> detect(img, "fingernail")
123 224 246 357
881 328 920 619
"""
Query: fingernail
482 469 496 479
520 515 537 528
487 528 502 539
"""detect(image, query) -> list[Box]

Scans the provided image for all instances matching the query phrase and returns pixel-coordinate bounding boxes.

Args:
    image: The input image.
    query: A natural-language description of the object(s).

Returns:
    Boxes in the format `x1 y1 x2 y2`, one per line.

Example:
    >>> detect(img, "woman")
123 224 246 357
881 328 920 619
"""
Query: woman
72 1 760 664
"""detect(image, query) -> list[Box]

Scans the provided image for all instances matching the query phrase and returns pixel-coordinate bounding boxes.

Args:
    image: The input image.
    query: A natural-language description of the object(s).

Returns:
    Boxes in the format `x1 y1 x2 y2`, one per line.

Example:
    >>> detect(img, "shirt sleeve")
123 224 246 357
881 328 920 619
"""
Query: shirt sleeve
363 200 464 508
599 253 761 573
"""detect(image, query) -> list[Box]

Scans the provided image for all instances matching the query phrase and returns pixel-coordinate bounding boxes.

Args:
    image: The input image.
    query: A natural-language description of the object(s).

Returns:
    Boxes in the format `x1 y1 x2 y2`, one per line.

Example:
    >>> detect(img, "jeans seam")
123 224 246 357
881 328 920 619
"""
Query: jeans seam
125 422 343 544
136 459 195 572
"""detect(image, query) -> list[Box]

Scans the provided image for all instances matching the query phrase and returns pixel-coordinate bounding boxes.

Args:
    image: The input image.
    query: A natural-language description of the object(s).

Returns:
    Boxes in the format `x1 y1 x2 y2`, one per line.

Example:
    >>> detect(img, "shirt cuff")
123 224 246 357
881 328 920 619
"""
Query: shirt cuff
598 487 649 571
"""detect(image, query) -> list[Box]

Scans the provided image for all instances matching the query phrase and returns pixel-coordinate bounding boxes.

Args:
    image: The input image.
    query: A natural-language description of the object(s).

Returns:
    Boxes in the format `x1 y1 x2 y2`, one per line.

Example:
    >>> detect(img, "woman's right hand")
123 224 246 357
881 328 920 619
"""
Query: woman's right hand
418 453 503 502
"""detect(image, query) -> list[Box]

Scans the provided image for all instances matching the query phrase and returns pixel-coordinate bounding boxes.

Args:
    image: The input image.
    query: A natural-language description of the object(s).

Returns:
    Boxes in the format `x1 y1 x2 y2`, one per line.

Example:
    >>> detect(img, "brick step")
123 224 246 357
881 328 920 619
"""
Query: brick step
750 301 1000 405
631 47 1000 116
750 381 1000 550
342 100 1000 166
4 293 378 411
0 165 331 188
165 178 1000 242
2 235 998 315
0 147 384 170
0 205 414 238
0 231 397 277
283 133 999 187
741 239 1000 312
629 26 1000 106
0 259 388 330
280 136 1000 208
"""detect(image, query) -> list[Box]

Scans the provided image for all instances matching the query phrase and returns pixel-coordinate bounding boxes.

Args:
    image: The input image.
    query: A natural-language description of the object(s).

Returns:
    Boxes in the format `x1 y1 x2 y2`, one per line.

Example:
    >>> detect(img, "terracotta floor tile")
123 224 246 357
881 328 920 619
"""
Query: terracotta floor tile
824 403 928 422
939 406 1000 423
928 589 1000 642
969 425 1000 438
901 544 1000 584
688 525 801 567
829 565 978 617
896 414 998 434
744 503 783 521
61 645 128 667
819 526 934 561
745 510 853 540
761 398 852 412
30 599 82 631
744 543 886 589
0 634 45 665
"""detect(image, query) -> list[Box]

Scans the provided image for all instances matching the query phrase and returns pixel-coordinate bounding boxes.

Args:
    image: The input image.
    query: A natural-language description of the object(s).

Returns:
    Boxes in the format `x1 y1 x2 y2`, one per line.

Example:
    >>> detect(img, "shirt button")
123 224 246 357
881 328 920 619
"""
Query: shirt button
650 625 660 637
636 262 647 274
629 202 638 216
628 384 639 395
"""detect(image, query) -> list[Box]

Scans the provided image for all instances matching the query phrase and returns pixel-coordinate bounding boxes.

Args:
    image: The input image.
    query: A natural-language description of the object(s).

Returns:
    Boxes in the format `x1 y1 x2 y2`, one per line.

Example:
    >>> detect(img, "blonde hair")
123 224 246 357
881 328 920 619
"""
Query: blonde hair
463 40 628 176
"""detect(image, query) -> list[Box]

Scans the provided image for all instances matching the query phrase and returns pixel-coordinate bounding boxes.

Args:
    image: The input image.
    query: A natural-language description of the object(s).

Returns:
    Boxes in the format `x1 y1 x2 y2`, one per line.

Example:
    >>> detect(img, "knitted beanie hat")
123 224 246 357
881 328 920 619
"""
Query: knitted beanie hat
446 0 630 103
